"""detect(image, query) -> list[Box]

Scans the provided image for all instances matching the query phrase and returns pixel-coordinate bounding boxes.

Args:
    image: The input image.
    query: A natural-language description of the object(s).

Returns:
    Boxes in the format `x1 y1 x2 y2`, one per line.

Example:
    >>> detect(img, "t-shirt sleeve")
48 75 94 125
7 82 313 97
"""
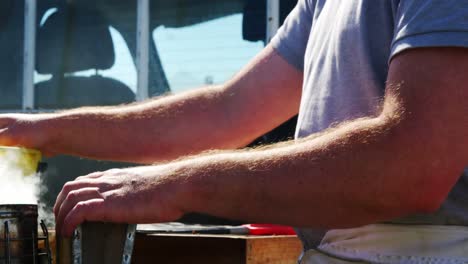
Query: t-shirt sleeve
391 0 468 59
270 0 314 71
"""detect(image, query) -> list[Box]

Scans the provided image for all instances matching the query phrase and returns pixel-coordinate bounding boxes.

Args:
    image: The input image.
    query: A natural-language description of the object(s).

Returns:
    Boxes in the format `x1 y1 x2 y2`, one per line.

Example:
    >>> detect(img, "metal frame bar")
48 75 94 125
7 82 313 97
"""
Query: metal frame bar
72 226 82 264
40 220 52 264
266 0 280 43
32 229 37 264
23 0 37 110
136 0 150 101
121 224 137 264
4 221 11 264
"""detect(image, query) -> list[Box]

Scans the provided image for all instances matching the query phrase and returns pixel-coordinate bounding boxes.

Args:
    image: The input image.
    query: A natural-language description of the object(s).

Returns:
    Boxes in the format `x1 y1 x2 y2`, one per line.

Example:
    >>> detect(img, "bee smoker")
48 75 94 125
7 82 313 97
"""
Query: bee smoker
0 204 52 264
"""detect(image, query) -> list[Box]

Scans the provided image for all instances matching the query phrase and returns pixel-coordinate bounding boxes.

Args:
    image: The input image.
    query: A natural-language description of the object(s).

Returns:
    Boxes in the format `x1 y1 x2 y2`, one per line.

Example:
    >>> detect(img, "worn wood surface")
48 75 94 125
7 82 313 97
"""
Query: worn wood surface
246 236 302 264
81 222 129 264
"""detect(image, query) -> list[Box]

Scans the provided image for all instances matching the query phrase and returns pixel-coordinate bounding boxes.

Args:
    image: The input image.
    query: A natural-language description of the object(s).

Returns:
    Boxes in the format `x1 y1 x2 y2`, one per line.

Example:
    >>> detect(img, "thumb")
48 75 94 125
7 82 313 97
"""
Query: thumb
0 116 30 147
0 127 15 146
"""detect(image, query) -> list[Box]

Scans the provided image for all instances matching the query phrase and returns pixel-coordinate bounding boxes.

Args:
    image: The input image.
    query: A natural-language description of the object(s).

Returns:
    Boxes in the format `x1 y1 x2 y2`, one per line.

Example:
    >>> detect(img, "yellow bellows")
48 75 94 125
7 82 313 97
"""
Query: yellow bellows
0 146 42 176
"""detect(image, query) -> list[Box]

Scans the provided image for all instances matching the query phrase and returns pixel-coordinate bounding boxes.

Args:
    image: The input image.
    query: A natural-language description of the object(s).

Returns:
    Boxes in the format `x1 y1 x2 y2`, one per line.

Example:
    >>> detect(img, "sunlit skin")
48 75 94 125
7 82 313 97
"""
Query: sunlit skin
1 47 467 236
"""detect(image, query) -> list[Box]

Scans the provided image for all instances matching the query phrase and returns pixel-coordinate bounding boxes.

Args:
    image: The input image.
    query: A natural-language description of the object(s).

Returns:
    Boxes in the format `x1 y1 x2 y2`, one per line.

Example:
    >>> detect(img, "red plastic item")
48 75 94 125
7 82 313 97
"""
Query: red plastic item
242 224 296 235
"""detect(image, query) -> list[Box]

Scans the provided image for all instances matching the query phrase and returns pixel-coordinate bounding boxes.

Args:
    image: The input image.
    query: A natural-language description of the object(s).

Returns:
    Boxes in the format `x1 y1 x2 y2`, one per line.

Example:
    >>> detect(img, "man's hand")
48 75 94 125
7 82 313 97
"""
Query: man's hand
0 114 52 152
53 166 186 236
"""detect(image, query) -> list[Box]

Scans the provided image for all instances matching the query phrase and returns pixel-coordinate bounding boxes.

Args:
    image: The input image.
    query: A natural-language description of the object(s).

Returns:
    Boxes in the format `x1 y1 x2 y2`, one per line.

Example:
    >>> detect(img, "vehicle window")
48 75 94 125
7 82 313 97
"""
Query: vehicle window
154 14 263 93
0 1 25 110
34 2 137 110
0 1 269 110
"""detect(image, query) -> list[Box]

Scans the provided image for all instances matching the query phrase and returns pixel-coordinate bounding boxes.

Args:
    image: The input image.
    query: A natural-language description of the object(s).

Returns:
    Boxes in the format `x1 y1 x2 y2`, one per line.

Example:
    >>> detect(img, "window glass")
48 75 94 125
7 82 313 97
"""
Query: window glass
34 1 137 110
154 14 264 93
0 1 25 110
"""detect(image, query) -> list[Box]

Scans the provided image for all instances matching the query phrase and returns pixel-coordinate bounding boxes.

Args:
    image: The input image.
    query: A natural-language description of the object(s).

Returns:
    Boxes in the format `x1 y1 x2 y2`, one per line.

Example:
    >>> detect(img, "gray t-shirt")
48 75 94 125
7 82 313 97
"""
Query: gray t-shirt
271 0 468 249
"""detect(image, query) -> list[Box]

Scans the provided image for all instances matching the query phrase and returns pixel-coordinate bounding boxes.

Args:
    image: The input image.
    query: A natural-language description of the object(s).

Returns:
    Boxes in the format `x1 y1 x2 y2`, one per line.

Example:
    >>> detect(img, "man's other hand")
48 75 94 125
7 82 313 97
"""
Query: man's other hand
53 166 186 237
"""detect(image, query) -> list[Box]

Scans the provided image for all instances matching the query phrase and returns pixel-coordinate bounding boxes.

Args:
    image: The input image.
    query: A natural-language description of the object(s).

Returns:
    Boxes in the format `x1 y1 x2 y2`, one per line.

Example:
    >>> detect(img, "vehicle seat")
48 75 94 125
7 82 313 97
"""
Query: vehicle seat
242 0 297 43
35 5 135 109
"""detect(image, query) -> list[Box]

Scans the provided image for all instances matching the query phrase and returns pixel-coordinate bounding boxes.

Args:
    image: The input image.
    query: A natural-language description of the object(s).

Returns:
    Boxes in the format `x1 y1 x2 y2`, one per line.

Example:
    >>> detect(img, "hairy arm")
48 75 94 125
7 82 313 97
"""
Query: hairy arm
55 48 468 235
182 48 468 227
180 48 468 227
0 45 302 163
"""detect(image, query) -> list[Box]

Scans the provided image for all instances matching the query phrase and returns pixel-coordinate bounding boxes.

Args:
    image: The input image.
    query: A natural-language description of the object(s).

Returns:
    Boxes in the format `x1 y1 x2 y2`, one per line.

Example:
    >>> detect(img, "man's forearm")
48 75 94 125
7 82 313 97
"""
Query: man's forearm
41 86 243 163
55 115 419 235
174 113 462 228
0 46 302 163
170 48 468 228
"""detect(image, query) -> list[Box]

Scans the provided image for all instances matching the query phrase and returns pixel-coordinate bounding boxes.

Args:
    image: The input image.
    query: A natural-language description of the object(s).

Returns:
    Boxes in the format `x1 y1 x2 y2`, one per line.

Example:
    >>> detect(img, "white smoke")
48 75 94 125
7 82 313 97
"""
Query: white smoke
0 149 54 225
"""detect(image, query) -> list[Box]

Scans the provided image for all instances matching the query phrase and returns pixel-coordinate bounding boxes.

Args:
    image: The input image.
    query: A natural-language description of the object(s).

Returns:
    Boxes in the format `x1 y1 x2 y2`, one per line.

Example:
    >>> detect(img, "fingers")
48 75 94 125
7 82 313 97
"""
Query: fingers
0 115 13 128
0 115 18 146
54 170 123 236
75 171 105 181
61 198 107 237
61 195 129 237
0 114 50 151
53 179 103 217
0 128 13 146
0 115 34 147
55 187 103 235
54 167 171 237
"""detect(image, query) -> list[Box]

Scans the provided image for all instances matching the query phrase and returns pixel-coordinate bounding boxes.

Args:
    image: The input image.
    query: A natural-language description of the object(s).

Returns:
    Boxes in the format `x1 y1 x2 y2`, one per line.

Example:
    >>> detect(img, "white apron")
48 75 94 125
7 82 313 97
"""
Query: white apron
300 224 468 264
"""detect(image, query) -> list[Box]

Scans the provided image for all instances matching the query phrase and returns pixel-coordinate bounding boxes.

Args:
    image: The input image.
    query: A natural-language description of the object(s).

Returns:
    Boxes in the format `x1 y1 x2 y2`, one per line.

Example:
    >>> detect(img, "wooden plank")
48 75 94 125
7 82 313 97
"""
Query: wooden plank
47 223 129 264
246 236 302 264
80 222 129 264
46 230 302 263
